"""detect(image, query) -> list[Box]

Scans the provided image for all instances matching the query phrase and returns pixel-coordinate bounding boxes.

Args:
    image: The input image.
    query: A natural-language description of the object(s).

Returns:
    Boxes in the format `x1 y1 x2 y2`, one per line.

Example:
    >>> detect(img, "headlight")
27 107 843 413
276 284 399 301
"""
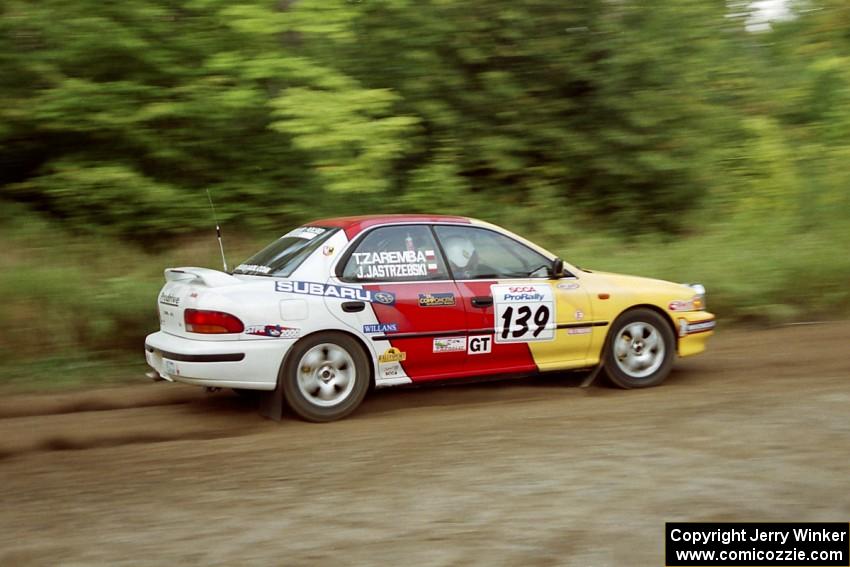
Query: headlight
670 283 707 311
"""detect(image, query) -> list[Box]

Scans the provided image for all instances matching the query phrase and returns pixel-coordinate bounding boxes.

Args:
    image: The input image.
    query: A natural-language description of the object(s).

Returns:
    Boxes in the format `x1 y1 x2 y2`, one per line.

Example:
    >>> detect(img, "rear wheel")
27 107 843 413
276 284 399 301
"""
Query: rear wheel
281 332 370 422
603 309 675 388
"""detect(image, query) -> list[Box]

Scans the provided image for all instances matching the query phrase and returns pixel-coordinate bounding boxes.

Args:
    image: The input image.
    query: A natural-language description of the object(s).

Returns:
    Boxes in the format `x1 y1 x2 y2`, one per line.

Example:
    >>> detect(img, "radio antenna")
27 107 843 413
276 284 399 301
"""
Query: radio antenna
206 189 229 273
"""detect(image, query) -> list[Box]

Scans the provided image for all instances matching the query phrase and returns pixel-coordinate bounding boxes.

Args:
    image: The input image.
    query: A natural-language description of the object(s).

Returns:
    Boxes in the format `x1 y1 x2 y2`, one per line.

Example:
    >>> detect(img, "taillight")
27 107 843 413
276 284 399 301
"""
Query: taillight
184 309 244 334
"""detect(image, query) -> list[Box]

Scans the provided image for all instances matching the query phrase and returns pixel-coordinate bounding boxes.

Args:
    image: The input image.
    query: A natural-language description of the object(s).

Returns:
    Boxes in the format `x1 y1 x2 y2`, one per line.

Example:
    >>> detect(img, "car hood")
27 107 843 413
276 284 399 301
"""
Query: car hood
581 270 694 298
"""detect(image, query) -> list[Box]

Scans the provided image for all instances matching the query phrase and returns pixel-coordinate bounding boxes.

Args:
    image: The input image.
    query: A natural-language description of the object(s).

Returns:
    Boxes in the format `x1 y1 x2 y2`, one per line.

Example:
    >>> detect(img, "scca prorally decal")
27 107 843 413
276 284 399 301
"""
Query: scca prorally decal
363 323 398 333
492 284 556 343
244 325 300 339
418 292 455 307
158 292 181 307
275 280 395 305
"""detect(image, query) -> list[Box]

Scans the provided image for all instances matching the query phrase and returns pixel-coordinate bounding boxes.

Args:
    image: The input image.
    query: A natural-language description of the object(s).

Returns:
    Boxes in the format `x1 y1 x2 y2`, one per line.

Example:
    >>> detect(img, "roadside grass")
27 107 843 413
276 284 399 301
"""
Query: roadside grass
0 353 148 393
1 204 847 391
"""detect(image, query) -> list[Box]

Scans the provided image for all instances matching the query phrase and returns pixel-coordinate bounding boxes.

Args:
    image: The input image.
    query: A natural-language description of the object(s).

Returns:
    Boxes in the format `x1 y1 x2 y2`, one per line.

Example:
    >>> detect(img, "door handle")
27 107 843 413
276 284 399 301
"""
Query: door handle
471 296 493 308
341 301 365 313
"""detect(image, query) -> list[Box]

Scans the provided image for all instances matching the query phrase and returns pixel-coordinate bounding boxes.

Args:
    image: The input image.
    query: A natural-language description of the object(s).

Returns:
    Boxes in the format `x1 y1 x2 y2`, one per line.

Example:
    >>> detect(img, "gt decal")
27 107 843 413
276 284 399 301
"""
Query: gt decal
467 335 492 354
492 284 555 343
378 347 406 363
275 280 395 305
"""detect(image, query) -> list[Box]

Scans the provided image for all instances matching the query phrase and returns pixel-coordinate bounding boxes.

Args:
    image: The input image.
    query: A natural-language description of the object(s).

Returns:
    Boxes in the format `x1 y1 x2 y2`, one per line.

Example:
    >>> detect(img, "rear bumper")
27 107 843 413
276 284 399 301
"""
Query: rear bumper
144 331 294 390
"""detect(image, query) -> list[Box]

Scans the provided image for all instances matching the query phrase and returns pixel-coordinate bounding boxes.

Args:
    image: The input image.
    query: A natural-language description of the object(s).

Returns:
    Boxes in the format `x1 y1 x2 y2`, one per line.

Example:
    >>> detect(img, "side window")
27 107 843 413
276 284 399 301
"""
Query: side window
342 225 449 282
434 226 550 280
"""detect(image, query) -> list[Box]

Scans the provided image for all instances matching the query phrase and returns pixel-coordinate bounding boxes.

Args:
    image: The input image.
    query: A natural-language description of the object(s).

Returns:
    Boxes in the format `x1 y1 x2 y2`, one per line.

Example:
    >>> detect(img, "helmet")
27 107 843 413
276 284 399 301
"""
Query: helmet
444 235 475 269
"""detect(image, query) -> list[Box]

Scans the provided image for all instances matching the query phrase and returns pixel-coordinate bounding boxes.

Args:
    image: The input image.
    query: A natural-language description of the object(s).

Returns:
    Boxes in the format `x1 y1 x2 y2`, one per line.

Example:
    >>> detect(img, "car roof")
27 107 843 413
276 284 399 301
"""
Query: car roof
309 214 473 239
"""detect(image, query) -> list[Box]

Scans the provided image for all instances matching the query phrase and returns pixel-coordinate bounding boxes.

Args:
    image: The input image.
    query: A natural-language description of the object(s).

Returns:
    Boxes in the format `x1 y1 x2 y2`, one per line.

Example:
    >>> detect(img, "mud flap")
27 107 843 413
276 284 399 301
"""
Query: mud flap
580 361 604 388
258 386 284 421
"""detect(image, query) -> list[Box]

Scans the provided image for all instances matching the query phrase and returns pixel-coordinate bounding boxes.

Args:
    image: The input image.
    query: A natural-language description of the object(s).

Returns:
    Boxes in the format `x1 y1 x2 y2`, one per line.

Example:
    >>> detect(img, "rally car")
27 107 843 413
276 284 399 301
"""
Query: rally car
145 215 715 422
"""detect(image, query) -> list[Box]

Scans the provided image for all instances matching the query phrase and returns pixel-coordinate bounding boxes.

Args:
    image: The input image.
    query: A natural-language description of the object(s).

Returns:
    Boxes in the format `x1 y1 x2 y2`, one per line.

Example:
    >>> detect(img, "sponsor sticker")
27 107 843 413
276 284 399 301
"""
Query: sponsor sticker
234 263 272 274
492 284 556 343
418 292 456 307
568 327 592 335
467 335 492 354
363 323 398 333
378 347 406 363
575 309 585 321
379 362 403 378
244 325 300 338
158 292 181 307
557 282 580 290
683 319 716 336
284 226 326 240
275 280 395 305
433 337 466 353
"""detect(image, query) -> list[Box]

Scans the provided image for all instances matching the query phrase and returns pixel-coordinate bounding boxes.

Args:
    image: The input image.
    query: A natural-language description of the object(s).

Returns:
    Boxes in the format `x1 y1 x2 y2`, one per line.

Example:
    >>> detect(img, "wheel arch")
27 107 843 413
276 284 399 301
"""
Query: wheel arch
276 328 376 389
608 304 679 354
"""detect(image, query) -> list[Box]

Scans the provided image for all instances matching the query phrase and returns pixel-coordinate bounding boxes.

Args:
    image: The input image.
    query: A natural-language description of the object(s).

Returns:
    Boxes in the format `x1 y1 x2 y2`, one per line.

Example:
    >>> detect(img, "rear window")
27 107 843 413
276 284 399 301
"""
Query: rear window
233 226 337 277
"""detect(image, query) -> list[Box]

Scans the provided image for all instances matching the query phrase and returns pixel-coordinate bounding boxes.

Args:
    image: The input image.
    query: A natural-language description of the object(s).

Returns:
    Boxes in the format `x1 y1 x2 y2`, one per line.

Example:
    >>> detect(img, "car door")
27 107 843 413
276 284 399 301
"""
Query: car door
434 225 594 375
331 224 468 382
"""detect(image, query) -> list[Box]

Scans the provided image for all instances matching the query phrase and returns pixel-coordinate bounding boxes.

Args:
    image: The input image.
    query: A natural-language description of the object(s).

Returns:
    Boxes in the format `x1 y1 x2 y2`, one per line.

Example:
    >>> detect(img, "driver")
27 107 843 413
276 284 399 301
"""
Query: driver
444 235 483 279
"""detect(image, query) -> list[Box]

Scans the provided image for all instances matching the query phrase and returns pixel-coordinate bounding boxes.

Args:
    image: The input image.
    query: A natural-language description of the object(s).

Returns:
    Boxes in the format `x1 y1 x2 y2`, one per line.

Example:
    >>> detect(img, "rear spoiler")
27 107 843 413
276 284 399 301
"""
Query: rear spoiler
164 267 242 287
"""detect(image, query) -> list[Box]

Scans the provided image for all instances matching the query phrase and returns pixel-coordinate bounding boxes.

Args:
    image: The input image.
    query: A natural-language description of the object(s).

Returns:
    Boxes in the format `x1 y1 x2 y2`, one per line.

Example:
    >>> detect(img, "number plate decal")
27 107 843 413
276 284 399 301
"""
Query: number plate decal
491 284 556 343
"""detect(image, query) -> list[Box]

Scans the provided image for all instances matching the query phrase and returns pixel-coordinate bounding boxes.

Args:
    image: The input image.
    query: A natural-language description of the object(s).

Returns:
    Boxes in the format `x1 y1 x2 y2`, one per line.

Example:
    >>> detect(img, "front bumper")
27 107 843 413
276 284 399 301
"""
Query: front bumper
674 312 716 358
144 331 294 391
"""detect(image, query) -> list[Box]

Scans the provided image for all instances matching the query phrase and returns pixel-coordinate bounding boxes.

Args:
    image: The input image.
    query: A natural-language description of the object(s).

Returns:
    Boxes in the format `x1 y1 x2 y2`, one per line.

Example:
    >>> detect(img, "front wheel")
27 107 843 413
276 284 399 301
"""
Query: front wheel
603 309 675 388
281 332 370 422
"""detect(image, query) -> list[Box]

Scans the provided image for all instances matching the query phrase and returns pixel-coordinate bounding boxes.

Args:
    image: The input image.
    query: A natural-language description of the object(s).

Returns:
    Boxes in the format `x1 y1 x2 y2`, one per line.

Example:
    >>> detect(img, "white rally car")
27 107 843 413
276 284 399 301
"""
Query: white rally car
145 214 714 422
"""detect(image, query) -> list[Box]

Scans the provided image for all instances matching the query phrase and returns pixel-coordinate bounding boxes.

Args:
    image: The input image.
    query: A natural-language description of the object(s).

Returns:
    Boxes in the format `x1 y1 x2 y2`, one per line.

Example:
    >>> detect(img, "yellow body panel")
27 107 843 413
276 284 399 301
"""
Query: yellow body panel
526 269 714 371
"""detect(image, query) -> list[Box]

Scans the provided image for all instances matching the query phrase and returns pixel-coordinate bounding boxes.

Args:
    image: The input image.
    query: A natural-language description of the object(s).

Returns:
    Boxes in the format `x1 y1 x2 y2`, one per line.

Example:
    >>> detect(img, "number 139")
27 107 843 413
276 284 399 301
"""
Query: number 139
500 305 550 340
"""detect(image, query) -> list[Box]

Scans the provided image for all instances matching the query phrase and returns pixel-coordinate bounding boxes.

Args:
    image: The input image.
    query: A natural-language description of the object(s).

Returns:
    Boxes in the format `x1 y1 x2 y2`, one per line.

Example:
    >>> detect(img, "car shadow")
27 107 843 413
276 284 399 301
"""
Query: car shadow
181 364 696 422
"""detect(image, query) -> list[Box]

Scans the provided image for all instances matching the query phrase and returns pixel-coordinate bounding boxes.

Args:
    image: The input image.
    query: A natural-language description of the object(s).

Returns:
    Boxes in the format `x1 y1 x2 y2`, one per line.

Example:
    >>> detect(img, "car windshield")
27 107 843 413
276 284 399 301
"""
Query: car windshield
233 226 338 277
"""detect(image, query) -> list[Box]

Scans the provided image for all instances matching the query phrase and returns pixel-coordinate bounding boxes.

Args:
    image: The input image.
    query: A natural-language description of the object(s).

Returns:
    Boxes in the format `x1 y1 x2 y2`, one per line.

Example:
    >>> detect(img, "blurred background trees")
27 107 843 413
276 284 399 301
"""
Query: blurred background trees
0 0 848 382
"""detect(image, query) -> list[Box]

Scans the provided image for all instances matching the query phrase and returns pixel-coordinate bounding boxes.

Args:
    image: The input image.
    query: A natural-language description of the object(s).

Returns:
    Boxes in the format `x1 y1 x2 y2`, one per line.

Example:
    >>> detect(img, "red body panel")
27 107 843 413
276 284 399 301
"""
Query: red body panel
365 282 468 381
456 280 538 377
311 214 471 240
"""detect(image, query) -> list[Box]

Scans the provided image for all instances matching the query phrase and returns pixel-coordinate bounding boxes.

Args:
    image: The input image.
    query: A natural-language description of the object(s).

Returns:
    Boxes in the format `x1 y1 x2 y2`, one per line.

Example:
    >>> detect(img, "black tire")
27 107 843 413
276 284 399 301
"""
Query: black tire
603 308 675 388
281 332 370 422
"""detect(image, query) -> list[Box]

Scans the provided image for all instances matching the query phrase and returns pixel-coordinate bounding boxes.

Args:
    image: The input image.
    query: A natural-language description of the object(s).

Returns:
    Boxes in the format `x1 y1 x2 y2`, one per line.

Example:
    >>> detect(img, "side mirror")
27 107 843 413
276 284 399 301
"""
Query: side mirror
550 257 564 279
